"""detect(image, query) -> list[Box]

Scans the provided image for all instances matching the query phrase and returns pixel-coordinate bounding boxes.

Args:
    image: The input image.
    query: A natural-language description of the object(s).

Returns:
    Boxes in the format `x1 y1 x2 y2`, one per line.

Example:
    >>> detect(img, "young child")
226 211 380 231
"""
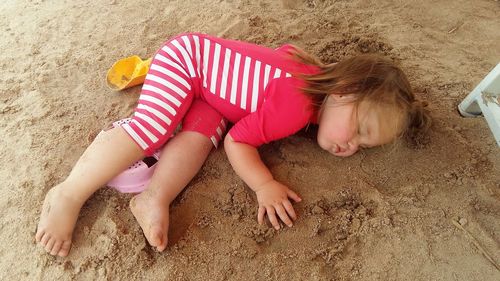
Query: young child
35 32 430 257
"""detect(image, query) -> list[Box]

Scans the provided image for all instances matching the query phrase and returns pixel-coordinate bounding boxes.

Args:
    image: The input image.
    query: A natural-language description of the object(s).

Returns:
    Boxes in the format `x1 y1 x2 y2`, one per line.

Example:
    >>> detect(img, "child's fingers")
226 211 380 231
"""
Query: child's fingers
257 206 266 225
275 204 293 227
286 189 302 203
265 206 281 230
282 200 297 221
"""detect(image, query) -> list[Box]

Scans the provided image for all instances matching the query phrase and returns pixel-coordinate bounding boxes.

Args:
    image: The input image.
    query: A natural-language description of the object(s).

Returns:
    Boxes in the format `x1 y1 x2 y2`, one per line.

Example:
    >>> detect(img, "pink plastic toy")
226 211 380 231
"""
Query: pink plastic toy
102 118 161 193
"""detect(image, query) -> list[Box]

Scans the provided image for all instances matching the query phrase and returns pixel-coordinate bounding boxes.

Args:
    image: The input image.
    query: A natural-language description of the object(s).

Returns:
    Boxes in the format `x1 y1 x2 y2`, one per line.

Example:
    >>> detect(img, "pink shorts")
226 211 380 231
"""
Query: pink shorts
118 98 227 155
180 99 228 148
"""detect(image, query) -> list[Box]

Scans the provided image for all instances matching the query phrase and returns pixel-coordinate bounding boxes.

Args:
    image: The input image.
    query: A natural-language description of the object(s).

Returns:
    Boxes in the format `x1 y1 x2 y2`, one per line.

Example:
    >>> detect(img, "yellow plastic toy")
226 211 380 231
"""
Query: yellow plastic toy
106 56 152 91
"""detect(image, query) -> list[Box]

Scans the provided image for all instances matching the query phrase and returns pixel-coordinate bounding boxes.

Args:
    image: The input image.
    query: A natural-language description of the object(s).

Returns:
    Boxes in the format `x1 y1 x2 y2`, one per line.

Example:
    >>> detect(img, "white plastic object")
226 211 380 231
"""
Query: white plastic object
458 63 500 147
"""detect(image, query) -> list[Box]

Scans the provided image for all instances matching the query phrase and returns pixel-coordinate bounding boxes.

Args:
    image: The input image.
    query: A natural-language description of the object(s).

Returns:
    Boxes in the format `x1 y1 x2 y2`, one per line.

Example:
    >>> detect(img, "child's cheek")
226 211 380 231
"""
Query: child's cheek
316 131 330 151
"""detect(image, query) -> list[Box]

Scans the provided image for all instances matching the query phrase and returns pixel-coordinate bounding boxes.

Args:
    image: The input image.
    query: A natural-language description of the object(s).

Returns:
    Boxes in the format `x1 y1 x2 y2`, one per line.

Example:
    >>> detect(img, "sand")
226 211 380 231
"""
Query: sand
1 0 499 280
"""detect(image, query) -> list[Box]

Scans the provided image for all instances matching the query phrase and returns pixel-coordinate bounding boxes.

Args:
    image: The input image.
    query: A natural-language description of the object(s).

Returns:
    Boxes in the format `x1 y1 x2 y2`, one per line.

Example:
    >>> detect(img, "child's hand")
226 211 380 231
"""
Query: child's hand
254 180 302 230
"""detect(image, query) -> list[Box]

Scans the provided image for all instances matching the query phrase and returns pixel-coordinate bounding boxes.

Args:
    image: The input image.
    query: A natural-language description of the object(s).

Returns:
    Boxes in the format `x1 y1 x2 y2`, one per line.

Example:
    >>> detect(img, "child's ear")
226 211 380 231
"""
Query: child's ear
329 94 342 102
330 93 356 102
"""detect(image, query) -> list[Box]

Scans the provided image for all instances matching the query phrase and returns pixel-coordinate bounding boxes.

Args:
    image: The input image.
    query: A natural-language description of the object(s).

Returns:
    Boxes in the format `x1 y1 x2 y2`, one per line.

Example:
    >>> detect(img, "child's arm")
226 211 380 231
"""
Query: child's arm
224 134 302 230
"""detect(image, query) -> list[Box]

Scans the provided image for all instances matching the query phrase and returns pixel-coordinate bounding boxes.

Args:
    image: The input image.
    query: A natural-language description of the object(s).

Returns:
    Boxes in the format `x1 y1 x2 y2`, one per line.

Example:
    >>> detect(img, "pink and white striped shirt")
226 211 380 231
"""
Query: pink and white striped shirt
131 32 318 150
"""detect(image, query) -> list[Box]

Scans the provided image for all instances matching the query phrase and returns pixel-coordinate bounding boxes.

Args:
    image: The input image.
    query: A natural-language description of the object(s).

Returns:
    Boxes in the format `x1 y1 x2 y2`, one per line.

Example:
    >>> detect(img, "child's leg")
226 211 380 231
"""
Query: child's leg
36 127 145 257
130 131 213 251
130 99 227 251
37 34 201 256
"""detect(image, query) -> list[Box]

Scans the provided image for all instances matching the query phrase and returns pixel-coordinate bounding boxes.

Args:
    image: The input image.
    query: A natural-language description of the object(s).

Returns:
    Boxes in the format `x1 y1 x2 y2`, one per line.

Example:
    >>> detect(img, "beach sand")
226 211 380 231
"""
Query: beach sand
0 0 499 280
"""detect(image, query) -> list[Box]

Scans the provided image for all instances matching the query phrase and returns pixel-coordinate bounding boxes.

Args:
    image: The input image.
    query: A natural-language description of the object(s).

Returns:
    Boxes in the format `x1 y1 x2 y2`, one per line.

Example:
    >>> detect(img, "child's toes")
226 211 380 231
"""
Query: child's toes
157 237 168 252
50 241 63 256
57 241 72 257
35 229 45 242
44 238 56 253
40 233 50 247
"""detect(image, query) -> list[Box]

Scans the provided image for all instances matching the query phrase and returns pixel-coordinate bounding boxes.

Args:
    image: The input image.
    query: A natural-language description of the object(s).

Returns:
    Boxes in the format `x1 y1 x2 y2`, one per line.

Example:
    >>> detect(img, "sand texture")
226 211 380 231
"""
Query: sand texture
1 0 499 280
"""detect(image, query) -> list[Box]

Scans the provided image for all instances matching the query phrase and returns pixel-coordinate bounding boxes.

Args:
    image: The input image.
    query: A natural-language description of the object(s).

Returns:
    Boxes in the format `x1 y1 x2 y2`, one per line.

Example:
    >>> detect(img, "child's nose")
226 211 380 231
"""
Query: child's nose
339 127 358 146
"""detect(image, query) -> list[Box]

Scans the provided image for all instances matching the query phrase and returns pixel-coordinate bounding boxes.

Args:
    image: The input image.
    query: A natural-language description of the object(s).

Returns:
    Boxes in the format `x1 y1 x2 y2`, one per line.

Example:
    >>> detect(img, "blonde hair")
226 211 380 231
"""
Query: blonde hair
288 45 431 145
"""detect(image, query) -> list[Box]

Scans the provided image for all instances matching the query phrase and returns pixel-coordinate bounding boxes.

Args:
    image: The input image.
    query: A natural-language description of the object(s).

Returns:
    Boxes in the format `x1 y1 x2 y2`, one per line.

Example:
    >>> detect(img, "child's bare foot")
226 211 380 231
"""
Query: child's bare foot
35 183 84 257
130 190 170 252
